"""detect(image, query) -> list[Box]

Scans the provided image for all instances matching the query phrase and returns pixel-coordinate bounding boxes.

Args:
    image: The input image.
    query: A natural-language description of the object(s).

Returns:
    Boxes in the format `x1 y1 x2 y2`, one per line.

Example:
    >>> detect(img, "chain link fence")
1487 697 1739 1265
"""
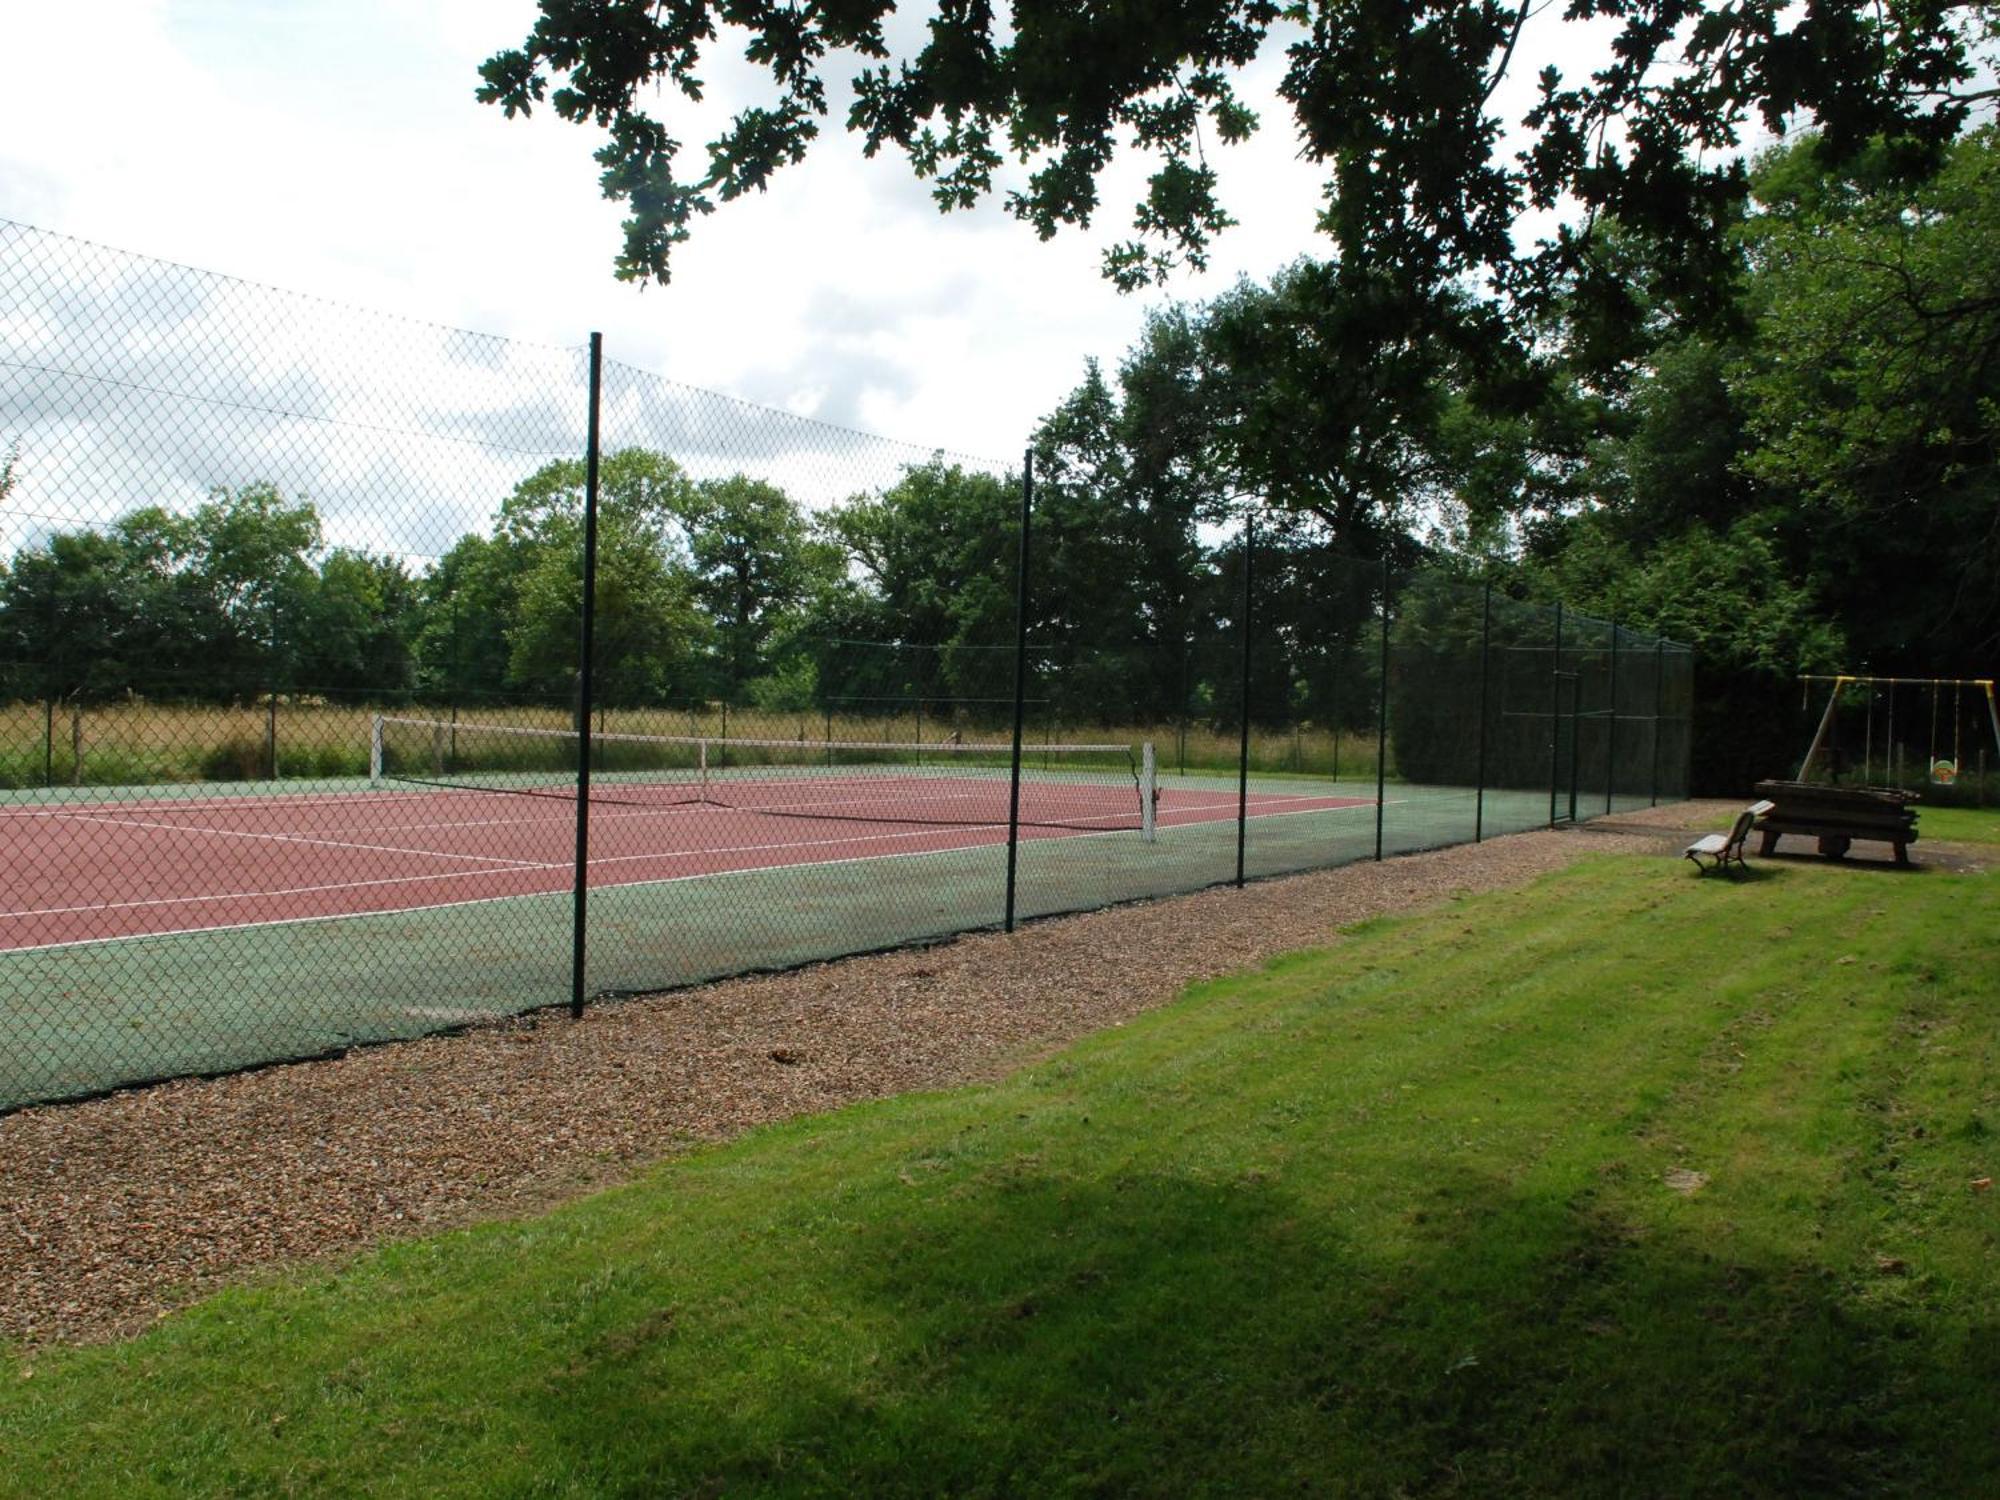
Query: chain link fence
0 219 1692 1111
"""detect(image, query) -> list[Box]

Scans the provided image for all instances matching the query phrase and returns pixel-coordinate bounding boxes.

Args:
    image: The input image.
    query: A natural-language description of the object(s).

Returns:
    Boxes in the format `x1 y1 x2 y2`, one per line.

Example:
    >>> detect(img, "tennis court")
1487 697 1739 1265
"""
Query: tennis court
0 732 1400 1109
1 759 1372 952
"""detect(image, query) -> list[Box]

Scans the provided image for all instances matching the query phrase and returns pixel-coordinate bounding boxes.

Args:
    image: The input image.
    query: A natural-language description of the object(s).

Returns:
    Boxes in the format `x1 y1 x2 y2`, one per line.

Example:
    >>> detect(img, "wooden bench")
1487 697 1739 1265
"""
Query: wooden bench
1751 780 1919 865
1685 802 1768 875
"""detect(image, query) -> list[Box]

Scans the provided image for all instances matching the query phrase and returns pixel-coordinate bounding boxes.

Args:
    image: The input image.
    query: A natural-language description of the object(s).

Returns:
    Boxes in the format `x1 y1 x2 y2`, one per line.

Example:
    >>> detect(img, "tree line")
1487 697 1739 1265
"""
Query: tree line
0 438 1373 730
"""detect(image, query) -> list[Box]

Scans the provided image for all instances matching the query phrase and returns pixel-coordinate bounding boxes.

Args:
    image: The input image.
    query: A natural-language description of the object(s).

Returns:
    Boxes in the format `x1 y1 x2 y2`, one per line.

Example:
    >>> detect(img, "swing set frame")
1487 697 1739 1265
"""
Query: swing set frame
1795 674 2000 790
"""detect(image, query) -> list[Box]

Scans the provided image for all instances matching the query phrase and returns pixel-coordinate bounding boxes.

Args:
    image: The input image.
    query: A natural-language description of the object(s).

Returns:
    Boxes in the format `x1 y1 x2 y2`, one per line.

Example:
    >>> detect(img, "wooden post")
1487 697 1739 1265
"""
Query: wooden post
1796 675 1848 782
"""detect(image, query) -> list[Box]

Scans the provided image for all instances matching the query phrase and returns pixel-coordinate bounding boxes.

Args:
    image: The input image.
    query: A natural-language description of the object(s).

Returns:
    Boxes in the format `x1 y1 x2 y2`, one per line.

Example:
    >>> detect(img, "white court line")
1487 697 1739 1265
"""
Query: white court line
3 793 1400 953
49 812 546 868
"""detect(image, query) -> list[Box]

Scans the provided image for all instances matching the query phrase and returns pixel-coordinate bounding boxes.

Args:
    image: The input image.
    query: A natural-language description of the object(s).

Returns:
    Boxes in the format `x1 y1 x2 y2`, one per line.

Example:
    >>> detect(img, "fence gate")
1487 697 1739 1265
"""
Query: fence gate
1550 670 1581 825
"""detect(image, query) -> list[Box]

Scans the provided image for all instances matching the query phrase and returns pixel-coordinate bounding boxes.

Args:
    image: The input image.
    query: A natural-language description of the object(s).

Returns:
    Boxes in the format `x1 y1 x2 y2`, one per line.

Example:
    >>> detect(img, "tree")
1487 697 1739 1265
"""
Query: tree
0 484 326 702
1733 126 2000 665
179 484 325 698
0 528 151 701
1197 261 1538 555
412 531 527 705
1029 331 1232 723
291 550 420 700
1526 125 2000 674
677 476 842 701
479 0 1993 337
813 462 1020 707
492 449 709 706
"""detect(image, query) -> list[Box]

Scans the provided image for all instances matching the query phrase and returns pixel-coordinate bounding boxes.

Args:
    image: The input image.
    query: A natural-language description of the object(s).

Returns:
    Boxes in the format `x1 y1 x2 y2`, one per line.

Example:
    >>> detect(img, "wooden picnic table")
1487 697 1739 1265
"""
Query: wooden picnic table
1751 780 1920 864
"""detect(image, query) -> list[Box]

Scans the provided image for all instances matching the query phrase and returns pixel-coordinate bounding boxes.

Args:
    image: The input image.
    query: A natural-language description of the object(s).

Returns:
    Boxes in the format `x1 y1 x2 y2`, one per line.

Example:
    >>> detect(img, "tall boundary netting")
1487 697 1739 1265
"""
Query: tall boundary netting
0 218 1691 1111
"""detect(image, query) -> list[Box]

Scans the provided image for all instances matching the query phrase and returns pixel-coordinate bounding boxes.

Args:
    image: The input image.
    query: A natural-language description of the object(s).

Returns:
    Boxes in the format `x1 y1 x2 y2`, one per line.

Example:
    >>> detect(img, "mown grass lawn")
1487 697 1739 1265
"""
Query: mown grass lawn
1917 804 2000 844
3 853 1996 1498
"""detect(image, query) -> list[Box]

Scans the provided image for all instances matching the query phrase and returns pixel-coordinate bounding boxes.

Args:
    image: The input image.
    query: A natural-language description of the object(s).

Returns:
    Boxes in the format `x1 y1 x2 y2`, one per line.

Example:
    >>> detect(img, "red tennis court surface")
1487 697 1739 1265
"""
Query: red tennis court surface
2 778 1375 952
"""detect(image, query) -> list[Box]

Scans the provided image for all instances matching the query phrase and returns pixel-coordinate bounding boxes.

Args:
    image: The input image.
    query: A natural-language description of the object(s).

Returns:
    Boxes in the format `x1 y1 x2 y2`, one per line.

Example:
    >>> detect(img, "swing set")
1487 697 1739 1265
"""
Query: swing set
1795 674 2000 798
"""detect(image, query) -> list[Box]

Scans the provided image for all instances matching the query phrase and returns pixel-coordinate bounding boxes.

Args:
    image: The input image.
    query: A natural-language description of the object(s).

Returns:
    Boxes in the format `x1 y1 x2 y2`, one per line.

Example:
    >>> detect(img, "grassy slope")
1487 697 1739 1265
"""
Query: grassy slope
4 855 1996 1498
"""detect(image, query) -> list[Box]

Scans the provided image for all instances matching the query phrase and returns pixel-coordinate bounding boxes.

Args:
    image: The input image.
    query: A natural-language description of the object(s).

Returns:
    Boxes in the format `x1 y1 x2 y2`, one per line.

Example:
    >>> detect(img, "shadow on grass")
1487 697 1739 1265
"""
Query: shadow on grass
529 1162 1996 1498
1684 861 1787 884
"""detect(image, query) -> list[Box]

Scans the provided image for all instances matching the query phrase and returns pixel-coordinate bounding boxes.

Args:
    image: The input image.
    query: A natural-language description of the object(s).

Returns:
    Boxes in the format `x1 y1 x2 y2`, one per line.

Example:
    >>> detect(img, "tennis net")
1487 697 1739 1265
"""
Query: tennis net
370 715 1158 838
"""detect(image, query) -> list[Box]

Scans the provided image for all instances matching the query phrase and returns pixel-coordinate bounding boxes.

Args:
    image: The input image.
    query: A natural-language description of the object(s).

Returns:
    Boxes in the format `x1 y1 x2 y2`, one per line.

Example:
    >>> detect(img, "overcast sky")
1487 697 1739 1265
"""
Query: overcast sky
0 0 1638 565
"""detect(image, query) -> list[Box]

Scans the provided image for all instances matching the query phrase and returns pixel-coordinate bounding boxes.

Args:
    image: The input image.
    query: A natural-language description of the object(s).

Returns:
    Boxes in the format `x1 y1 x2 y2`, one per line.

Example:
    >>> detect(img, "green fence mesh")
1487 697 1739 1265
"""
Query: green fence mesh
0 218 1693 1111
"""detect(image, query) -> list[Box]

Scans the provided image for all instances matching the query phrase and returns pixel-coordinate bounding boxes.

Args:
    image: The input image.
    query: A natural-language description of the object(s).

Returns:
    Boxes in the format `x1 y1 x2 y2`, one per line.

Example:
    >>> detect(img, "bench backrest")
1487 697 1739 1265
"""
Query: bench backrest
1725 806 1759 850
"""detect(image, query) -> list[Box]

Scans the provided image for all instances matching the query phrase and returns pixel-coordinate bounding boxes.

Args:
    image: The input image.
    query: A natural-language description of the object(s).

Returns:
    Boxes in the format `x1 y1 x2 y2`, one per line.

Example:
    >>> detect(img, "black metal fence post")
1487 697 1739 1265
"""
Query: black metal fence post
570 332 604 1020
1235 518 1254 888
1650 638 1664 806
1475 579 1492 842
1549 601 1564 826
1374 560 1390 861
1605 621 1619 816
1004 450 1033 932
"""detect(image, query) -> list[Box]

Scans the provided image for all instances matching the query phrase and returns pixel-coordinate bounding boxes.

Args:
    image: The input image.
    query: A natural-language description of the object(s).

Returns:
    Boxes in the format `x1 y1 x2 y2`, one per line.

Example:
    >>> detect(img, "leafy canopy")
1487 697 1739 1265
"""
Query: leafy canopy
478 0 1994 318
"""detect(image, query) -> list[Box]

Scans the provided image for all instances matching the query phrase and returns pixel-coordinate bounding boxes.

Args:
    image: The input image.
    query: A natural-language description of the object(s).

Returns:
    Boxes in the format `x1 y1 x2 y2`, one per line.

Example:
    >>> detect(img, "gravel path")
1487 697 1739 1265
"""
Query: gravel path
0 820 1699 1348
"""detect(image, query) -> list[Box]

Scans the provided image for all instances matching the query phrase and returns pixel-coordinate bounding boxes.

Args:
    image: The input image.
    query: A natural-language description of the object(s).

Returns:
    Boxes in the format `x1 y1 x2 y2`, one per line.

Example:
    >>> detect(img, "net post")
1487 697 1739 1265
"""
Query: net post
1004 449 1033 933
369 713 384 786
1475 579 1491 842
1374 558 1389 862
1236 517 1254 888
570 332 603 1022
1141 740 1157 844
